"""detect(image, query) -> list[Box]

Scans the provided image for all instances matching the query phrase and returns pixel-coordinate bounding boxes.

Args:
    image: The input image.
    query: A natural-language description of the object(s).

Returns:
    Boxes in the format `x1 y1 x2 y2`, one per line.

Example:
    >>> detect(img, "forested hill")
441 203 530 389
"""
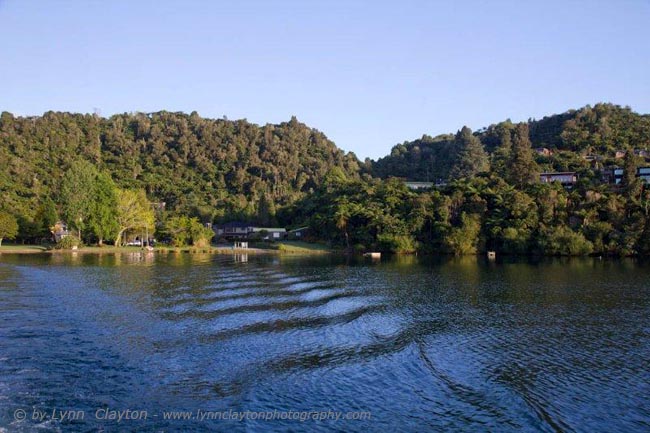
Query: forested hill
372 103 650 181
0 111 360 225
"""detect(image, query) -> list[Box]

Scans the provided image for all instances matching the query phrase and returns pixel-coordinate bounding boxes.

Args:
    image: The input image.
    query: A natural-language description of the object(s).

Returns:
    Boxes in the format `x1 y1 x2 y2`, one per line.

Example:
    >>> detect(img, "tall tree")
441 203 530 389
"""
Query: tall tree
450 127 489 180
60 160 98 239
491 121 514 178
257 193 276 226
88 173 119 246
114 189 155 246
164 216 191 247
334 201 352 250
507 123 539 188
0 211 19 247
35 197 58 239
621 150 641 200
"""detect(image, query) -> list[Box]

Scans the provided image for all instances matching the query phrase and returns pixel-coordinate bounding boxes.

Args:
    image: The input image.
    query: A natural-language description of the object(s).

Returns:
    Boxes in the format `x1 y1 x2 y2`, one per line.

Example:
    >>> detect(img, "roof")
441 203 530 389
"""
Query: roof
405 181 433 186
221 221 251 228
540 172 576 176
288 226 310 233
251 227 286 232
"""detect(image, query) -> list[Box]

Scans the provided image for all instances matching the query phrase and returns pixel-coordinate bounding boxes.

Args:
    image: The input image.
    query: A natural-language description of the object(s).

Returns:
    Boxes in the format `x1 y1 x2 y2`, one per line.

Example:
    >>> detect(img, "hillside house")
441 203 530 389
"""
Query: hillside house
637 167 650 183
602 167 650 184
534 147 553 157
539 172 577 186
404 181 434 190
634 149 650 158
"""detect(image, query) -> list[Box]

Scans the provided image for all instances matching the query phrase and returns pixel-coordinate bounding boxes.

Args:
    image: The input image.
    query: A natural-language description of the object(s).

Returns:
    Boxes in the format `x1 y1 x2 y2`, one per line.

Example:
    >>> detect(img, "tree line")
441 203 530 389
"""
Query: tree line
0 110 360 245
284 121 650 256
2 103 650 255
0 158 216 248
372 103 650 182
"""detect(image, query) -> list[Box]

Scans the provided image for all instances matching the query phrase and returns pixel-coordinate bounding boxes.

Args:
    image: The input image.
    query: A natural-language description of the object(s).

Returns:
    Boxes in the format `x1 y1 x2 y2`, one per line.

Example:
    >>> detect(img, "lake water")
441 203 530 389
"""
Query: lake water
0 253 649 432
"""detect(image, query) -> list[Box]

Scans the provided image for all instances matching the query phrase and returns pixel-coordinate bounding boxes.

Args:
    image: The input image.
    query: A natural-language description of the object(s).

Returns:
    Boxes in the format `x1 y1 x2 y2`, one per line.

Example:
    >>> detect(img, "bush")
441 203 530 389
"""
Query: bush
539 225 593 256
164 216 214 247
501 227 533 255
189 220 215 247
54 236 82 250
377 233 419 254
443 213 481 255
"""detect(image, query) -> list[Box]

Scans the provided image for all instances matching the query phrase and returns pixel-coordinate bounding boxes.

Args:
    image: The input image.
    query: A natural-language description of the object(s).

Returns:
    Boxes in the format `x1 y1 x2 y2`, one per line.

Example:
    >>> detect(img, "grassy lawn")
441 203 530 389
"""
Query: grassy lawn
275 241 331 254
0 244 48 253
0 242 333 255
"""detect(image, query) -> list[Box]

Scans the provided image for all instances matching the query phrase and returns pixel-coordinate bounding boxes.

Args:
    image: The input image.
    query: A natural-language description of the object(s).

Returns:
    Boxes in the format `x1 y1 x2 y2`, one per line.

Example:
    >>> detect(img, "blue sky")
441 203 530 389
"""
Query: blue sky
1 0 649 160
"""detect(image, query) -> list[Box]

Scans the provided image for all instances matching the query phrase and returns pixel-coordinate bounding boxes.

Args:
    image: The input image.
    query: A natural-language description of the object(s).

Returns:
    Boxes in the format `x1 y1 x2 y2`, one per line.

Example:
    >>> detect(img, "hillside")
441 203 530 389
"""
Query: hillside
3 103 650 256
0 111 360 232
372 103 650 181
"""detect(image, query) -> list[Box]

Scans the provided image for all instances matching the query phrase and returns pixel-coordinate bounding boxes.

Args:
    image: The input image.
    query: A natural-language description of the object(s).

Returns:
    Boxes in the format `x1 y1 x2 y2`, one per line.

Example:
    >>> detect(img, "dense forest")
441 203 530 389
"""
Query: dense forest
0 111 360 243
372 103 650 181
2 103 650 256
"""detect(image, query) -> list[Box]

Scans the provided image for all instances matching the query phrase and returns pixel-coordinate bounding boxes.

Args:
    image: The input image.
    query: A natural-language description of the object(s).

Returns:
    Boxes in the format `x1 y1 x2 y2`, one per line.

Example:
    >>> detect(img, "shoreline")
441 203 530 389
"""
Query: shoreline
0 244 333 256
0 246 638 259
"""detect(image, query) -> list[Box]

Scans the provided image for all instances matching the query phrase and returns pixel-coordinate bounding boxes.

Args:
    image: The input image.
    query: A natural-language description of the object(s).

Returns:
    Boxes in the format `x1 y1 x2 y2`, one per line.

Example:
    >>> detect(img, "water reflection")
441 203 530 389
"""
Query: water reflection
234 253 248 263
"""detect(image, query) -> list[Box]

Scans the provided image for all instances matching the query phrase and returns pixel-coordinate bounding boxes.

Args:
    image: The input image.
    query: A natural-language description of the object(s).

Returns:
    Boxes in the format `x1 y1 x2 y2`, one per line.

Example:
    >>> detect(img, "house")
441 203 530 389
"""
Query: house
249 227 286 240
404 181 434 190
287 226 311 240
539 172 577 186
214 222 286 240
637 167 650 183
534 147 553 157
602 167 650 184
215 221 252 239
634 149 650 158
602 167 623 184
50 221 70 242
150 202 166 211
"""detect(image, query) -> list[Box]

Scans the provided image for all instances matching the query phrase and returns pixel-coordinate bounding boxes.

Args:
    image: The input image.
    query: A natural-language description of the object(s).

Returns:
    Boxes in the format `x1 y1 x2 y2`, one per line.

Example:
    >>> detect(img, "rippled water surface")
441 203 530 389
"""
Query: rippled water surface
0 253 649 432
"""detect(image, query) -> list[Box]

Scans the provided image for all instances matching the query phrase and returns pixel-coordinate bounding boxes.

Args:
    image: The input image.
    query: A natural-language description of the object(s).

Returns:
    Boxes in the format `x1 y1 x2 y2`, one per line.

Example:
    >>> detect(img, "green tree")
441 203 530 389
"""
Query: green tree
507 123 539 187
165 216 191 247
444 212 482 255
334 201 352 250
163 216 213 247
88 173 119 246
188 218 214 247
539 225 593 256
60 160 98 240
0 211 19 246
164 216 190 247
257 193 276 226
621 150 641 200
636 217 650 255
450 127 489 180
114 189 155 246
35 197 58 239
491 121 514 178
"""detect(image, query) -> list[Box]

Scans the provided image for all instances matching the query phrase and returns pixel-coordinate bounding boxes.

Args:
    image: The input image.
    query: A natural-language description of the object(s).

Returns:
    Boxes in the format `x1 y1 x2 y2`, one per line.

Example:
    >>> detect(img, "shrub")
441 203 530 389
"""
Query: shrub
54 236 82 250
377 233 419 254
539 225 593 256
443 213 481 255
